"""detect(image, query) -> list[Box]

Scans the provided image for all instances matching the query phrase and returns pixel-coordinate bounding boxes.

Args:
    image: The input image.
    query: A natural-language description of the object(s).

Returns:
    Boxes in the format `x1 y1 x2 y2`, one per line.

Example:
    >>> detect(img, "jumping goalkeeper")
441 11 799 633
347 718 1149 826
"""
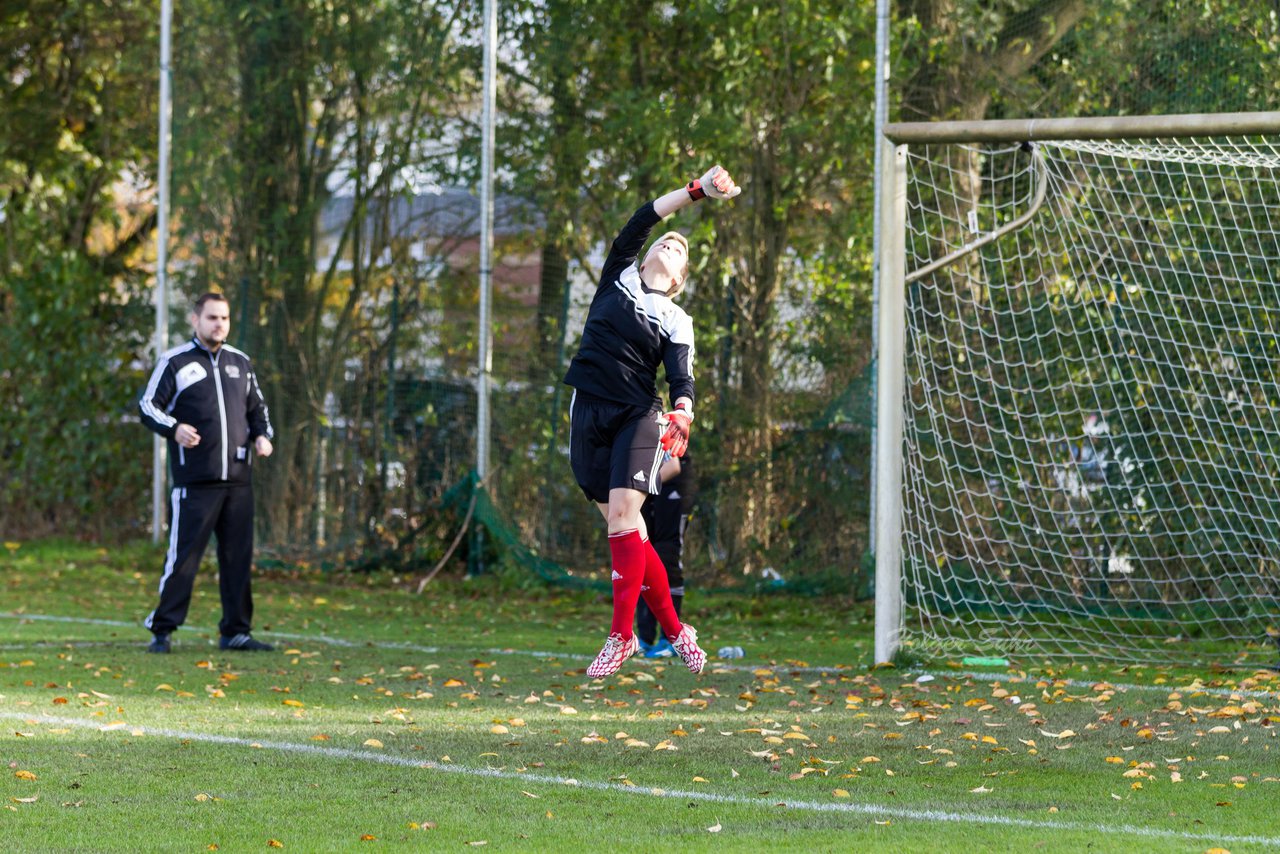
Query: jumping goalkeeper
563 164 740 677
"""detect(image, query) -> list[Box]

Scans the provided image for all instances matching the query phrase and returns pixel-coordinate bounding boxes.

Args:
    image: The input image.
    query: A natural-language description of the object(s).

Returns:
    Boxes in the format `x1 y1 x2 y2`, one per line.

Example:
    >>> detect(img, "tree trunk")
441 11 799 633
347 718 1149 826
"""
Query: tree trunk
226 0 318 546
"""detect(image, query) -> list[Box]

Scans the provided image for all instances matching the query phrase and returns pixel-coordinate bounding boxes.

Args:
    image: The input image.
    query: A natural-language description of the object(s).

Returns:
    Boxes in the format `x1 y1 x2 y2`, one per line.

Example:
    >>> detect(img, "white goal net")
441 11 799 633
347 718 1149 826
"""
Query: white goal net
878 116 1280 665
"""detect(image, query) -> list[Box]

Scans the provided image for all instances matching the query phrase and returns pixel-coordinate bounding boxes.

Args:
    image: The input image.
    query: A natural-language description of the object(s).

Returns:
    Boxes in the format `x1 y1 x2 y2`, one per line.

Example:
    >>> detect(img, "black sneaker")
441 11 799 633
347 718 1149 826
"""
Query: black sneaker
219 633 274 652
146 634 171 654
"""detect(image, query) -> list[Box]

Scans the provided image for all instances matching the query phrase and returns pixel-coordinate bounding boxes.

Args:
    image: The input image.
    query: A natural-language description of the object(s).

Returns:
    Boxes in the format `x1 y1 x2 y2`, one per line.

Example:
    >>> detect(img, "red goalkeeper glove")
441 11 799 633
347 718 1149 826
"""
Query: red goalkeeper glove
659 405 692 458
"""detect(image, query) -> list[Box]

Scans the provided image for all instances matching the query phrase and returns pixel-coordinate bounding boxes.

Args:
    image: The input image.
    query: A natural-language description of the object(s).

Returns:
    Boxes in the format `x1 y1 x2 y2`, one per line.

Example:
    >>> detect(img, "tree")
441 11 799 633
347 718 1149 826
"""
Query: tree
171 0 474 545
0 0 156 537
506 1 878 572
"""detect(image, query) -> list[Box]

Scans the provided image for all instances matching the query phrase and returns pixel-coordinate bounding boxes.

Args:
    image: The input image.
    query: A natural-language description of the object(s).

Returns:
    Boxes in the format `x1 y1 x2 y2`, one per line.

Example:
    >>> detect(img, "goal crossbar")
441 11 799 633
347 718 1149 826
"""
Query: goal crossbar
885 111 1280 144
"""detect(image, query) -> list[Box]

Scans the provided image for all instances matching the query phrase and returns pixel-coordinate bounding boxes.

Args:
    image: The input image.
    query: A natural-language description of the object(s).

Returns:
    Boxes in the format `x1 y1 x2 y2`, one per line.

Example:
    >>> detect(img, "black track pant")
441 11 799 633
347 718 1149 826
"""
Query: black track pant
145 483 255 638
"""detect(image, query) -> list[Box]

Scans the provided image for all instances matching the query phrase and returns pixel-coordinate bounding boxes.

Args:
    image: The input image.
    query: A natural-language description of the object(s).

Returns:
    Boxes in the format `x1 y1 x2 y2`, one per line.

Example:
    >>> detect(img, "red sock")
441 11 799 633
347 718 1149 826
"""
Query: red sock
608 529 645 638
640 537 684 640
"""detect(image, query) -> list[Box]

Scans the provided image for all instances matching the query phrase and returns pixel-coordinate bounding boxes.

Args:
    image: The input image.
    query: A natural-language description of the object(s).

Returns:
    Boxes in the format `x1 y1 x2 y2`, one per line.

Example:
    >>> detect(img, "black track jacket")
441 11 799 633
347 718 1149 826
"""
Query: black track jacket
138 338 274 487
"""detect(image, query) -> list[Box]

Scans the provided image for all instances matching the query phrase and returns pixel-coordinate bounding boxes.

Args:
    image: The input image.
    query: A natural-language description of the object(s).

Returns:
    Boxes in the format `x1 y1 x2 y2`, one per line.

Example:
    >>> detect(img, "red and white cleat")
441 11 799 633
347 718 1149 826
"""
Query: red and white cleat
586 632 639 678
670 624 706 674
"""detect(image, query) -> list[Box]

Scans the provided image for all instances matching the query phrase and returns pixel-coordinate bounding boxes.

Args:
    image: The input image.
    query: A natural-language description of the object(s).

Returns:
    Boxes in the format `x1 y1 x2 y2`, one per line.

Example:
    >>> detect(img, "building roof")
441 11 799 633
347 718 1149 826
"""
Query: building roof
318 187 540 243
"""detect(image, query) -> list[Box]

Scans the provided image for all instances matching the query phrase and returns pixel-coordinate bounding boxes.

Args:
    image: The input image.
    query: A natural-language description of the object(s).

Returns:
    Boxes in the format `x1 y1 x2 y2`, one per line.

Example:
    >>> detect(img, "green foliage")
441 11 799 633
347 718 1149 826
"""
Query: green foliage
0 251 151 536
167 0 477 551
0 0 157 538
497 1 879 579
1034 0 1280 115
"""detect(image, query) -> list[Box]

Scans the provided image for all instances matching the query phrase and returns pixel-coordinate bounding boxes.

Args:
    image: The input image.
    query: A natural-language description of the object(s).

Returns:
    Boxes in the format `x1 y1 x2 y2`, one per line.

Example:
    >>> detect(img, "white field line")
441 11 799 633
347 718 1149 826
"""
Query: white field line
2 611 1276 700
0 710 1276 847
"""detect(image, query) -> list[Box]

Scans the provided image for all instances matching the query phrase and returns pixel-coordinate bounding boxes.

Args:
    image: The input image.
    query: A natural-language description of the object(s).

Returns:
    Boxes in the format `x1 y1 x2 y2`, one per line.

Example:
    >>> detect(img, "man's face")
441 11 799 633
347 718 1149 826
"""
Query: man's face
192 300 230 349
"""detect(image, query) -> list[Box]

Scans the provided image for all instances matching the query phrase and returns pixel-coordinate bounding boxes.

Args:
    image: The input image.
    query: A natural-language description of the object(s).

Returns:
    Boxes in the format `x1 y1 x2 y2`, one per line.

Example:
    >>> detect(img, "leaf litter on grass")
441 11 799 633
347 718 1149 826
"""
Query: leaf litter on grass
3 547 1280 847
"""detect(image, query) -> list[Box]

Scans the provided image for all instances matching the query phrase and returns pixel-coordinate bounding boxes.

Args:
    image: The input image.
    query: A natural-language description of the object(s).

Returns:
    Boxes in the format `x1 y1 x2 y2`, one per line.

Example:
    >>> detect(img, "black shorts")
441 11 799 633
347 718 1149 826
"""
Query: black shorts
569 390 665 503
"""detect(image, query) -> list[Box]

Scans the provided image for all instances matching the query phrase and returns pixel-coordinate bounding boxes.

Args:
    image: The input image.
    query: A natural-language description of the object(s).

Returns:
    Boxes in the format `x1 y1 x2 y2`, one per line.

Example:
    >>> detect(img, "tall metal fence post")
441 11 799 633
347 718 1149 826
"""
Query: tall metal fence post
152 0 173 543
473 0 497 574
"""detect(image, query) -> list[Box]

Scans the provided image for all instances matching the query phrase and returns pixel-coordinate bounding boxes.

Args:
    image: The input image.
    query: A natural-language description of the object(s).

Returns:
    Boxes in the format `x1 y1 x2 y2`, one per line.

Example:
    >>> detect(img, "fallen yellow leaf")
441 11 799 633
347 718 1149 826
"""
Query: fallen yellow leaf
363 739 384 748
14 770 36 781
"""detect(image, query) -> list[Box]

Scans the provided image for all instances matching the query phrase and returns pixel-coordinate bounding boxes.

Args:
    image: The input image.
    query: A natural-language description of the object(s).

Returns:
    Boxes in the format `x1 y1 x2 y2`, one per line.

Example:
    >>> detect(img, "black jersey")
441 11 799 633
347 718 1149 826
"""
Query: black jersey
563 202 695 410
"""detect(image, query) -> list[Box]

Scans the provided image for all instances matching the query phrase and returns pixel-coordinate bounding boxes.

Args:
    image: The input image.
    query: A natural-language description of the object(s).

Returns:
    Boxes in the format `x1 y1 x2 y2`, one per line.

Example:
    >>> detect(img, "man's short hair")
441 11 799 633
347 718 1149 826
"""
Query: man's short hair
193 292 229 314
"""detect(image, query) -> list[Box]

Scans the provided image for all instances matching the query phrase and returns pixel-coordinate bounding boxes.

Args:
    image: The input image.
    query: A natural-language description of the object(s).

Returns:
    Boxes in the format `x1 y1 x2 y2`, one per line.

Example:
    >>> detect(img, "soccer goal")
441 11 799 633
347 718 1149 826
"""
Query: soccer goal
875 111 1280 665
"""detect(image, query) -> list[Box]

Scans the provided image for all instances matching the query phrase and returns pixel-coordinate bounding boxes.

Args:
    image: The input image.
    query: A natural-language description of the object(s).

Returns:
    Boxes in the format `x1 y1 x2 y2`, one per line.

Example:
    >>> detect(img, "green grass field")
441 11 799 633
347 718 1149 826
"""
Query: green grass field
2 540 1278 852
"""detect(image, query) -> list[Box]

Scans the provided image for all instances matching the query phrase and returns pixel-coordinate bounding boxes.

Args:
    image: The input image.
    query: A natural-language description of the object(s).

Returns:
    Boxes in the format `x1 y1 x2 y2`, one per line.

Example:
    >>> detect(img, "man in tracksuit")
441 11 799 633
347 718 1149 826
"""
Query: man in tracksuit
138 292 275 653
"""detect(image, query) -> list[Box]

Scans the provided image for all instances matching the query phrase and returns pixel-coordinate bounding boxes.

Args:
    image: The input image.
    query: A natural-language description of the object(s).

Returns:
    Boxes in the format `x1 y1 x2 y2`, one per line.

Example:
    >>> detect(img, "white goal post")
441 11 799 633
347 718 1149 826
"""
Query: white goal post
875 111 1280 665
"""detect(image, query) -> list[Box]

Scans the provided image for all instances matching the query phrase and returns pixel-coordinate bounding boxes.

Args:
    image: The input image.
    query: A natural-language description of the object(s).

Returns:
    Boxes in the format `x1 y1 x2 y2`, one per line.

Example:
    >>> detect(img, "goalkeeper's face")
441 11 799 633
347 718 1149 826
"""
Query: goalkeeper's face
641 231 690 297
191 299 231 350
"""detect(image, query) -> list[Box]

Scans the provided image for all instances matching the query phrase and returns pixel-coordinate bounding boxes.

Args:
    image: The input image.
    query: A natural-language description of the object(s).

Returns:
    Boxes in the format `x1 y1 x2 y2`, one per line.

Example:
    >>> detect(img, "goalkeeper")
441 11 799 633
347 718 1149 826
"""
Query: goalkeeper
563 164 740 678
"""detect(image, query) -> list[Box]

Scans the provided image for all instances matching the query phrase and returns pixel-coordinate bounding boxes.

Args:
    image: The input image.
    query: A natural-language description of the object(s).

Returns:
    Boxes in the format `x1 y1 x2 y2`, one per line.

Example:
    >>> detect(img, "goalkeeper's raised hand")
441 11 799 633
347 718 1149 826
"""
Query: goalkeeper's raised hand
660 403 693 458
687 165 741 201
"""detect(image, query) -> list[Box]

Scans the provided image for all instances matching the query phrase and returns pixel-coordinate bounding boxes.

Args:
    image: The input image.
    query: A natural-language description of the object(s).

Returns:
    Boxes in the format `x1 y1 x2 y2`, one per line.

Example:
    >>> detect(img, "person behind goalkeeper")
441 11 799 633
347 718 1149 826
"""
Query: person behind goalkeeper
563 164 740 678
636 448 696 658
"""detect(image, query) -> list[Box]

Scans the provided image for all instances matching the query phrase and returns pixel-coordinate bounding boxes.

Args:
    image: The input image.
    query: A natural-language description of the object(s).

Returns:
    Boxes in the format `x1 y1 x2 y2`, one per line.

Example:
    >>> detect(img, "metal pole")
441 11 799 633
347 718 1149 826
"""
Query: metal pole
868 0 890 565
884 110 1280 143
152 0 173 543
477 0 495 484
873 141 908 665
472 0 497 573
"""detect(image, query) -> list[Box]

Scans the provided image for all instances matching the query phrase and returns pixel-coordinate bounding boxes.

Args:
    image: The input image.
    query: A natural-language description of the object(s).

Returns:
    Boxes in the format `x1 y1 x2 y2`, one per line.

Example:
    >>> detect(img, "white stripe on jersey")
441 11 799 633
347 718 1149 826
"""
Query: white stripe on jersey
614 267 696 348
139 341 198 429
